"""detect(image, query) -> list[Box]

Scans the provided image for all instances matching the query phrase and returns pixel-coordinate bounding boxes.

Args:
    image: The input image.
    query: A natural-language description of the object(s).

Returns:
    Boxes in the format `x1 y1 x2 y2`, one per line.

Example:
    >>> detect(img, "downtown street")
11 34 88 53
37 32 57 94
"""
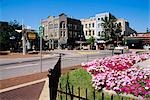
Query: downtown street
0 50 113 80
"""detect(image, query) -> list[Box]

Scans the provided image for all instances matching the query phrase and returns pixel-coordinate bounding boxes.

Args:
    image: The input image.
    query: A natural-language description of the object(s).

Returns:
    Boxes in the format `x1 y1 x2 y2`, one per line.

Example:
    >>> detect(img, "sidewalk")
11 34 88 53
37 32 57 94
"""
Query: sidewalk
0 65 80 100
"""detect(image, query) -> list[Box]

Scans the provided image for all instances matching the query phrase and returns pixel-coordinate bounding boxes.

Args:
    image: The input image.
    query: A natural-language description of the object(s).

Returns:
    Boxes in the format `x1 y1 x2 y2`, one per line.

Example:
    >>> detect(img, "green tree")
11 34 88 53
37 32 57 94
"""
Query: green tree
0 20 22 51
0 22 10 51
101 15 122 46
86 36 95 49
101 15 116 42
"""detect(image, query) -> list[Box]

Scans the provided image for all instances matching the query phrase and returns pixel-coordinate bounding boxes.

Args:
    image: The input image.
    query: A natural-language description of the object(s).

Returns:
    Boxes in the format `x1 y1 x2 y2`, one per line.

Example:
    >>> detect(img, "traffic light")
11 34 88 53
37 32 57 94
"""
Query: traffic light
39 25 44 37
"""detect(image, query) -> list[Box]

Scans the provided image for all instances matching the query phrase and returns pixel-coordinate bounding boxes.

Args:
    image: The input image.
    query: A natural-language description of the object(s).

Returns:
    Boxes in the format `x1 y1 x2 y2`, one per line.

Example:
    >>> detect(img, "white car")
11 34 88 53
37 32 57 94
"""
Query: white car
82 46 89 50
114 46 129 54
143 45 150 50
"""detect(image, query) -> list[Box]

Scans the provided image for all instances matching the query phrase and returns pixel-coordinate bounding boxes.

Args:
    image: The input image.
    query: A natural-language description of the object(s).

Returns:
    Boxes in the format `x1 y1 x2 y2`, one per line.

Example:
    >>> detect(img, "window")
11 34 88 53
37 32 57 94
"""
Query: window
73 25 75 29
92 23 94 27
63 32 65 37
85 24 87 28
69 31 72 37
63 23 65 29
118 22 121 27
98 31 101 36
93 30 95 35
49 24 53 29
89 24 91 28
85 31 87 36
54 24 58 28
89 30 91 36
98 23 101 28
68 24 72 29
60 31 63 37
60 21 65 29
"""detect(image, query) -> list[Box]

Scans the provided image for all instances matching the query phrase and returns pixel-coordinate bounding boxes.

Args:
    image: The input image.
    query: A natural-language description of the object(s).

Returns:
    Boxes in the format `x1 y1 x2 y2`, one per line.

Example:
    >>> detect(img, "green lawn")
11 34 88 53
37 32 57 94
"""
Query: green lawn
57 68 132 100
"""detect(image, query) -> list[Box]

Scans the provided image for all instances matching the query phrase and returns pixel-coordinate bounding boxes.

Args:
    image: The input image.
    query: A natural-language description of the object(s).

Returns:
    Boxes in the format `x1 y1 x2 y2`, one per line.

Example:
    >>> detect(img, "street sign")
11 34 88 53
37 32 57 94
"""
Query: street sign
39 26 44 37
28 32 36 39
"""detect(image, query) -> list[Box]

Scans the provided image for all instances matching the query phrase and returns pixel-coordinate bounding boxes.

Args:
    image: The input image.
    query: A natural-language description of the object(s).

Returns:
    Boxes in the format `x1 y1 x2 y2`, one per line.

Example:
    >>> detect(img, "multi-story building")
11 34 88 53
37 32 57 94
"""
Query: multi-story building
81 12 116 41
80 17 96 39
41 13 84 49
116 19 136 36
81 12 136 49
41 16 59 49
95 12 116 40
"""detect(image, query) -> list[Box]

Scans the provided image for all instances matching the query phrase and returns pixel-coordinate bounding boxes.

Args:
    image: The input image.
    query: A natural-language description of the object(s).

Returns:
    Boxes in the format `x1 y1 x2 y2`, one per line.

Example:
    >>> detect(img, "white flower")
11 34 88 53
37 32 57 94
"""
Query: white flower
145 87 149 90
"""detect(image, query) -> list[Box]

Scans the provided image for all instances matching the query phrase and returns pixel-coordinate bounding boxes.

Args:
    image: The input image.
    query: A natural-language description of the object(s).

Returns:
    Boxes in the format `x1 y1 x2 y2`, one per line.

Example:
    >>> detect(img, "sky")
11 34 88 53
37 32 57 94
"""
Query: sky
0 0 150 32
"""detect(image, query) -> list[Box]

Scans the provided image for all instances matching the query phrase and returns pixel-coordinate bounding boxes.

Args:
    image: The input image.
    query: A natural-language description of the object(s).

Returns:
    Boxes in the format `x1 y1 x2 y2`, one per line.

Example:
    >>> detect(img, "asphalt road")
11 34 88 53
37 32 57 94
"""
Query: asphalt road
0 50 112 80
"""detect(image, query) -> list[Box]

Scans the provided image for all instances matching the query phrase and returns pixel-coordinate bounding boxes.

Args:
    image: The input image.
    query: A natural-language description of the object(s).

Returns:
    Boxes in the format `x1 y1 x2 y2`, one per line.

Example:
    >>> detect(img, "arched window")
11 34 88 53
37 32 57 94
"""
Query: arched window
60 21 65 29
98 31 101 36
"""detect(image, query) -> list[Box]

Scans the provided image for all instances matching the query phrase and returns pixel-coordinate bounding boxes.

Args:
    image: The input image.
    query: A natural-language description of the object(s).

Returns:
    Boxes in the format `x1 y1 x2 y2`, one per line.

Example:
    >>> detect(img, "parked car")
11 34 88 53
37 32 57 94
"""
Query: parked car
82 46 89 50
143 45 150 50
114 46 124 54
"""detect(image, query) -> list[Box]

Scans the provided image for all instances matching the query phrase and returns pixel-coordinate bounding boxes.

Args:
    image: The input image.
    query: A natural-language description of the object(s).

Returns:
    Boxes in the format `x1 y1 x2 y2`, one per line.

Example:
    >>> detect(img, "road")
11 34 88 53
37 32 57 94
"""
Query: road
0 50 113 80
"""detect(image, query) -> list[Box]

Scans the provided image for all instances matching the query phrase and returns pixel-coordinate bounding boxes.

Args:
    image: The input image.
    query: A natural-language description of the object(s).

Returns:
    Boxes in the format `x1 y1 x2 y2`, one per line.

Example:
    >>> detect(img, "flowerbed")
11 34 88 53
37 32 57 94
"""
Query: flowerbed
81 53 150 98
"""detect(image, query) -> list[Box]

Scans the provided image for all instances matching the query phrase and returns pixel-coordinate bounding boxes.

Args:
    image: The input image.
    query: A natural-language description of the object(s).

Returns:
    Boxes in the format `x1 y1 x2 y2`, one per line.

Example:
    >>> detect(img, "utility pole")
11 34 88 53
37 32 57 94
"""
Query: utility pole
22 22 26 55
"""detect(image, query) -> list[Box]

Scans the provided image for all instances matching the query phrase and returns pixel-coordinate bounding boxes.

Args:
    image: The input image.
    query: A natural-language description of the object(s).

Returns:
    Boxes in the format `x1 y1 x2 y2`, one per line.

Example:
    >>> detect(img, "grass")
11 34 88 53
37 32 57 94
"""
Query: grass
57 68 132 100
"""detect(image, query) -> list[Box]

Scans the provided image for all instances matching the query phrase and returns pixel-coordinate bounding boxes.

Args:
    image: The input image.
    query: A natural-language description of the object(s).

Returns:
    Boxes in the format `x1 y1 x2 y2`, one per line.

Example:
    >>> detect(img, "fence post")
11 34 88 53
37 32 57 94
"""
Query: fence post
78 87 80 100
85 88 88 100
59 83 62 100
66 84 68 100
102 92 104 100
93 89 95 100
111 94 113 100
71 85 74 100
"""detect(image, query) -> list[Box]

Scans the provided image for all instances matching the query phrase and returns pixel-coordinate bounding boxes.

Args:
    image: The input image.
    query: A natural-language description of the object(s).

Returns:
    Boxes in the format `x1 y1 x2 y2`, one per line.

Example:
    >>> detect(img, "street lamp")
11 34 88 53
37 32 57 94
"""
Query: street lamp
39 25 44 72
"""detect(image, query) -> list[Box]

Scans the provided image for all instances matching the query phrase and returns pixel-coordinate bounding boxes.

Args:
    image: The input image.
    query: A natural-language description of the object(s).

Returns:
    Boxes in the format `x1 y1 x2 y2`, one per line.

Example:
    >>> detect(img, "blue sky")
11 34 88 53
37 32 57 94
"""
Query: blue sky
0 0 149 32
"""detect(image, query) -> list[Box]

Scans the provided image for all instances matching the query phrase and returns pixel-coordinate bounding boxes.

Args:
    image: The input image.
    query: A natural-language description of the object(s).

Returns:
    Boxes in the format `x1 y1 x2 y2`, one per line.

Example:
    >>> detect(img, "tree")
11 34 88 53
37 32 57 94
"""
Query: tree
0 22 10 51
101 15 116 42
86 36 95 49
0 20 22 51
101 15 122 46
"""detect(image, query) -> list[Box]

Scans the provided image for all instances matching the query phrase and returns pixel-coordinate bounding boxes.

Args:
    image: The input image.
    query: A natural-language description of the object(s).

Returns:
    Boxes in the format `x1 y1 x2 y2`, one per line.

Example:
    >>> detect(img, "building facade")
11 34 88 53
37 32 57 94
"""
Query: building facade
41 13 84 49
80 17 96 39
95 12 115 40
41 16 59 49
116 19 136 36
81 12 136 48
81 12 116 41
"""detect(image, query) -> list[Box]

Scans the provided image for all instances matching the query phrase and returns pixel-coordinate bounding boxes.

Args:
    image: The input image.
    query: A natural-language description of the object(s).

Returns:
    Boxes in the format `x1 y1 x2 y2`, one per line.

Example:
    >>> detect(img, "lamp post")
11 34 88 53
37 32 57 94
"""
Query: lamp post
22 31 26 55
39 25 44 72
